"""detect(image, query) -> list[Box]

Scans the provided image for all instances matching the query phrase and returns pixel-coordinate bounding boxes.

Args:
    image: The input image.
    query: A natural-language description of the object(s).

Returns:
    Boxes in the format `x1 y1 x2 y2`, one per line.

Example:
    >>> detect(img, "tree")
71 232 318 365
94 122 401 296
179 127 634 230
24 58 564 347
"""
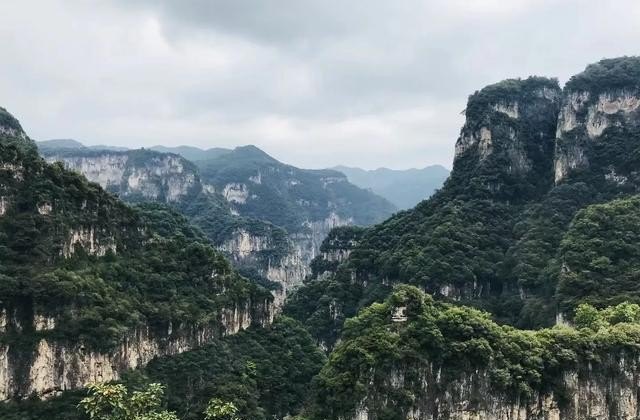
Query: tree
204 399 240 420
79 383 178 420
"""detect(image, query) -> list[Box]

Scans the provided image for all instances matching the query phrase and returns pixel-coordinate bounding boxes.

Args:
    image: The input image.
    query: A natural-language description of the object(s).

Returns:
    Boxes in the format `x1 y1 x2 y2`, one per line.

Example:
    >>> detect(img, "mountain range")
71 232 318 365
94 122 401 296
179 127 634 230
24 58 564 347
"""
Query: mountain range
332 164 449 209
3 56 640 419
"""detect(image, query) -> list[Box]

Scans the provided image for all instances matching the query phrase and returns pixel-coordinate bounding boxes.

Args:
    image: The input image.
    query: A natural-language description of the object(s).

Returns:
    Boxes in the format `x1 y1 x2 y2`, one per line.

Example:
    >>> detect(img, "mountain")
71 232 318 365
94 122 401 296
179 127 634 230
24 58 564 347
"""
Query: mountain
285 57 640 417
7 56 640 420
332 164 449 209
37 138 129 152
150 145 230 162
195 145 397 233
0 107 274 400
39 143 396 308
305 286 640 419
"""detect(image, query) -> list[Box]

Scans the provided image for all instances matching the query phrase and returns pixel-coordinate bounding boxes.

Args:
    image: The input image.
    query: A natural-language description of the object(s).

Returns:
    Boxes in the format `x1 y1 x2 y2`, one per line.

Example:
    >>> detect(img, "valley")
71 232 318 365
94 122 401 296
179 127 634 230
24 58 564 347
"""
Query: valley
2 56 640 420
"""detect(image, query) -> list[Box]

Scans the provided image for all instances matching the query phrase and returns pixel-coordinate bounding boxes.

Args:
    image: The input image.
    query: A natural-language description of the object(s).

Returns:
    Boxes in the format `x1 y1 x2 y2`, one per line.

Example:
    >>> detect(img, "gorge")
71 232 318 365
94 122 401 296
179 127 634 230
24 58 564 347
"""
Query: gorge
2 56 640 420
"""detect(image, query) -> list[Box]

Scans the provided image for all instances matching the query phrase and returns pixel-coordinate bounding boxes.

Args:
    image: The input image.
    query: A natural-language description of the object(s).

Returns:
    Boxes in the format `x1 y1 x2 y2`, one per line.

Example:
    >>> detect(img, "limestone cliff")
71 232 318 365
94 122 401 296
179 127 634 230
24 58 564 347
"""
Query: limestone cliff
350 362 640 420
308 287 640 420
42 146 369 306
1 108 275 401
0 300 272 400
554 59 640 184
42 149 199 203
452 77 561 200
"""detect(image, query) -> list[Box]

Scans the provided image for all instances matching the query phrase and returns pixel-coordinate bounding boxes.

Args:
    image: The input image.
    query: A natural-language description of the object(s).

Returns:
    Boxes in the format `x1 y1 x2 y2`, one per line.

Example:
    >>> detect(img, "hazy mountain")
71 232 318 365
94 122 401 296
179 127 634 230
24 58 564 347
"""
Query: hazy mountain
37 138 129 152
332 164 449 209
150 145 231 162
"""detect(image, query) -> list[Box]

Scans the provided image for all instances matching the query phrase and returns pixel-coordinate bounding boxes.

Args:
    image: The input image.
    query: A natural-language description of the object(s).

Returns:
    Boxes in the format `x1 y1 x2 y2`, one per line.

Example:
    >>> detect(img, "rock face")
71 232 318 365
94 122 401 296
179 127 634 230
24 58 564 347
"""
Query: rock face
0 300 272 400
1 109 276 402
351 363 640 420
42 146 377 306
554 89 640 183
452 77 561 200
43 150 199 203
221 211 353 296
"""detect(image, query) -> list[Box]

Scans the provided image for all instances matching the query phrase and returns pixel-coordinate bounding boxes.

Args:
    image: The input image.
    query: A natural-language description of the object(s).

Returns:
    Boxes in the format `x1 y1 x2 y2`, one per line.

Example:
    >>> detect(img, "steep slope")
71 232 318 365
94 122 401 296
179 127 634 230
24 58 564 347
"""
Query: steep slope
196 145 397 233
0 317 326 420
38 147 298 301
332 164 450 209
306 286 640 420
287 56 640 347
0 108 273 399
286 76 563 345
43 144 397 306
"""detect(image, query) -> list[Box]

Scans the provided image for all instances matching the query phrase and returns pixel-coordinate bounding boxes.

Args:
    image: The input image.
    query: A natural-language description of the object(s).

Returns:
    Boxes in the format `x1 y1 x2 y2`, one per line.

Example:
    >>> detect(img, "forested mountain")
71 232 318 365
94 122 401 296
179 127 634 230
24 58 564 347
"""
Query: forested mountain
149 145 230 162
332 164 449 209
195 145 397 233
0 107 274 400
39 143 396 307
284 57 640 418
5 56 640 420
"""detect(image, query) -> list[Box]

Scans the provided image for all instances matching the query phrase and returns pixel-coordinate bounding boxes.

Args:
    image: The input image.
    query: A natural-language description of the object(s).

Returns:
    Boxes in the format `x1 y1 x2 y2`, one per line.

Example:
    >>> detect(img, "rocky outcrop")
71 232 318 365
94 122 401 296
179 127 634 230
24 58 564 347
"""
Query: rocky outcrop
0 300 273 400
554 88 640 183
62 226 117 258
219 211 353 304
351 361 640 420
43 151 198 203
454 81 561 177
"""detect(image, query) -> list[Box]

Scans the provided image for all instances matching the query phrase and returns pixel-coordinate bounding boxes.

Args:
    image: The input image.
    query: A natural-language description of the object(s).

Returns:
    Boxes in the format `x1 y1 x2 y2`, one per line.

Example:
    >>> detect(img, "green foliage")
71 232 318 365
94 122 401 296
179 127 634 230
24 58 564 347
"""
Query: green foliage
556 196 640 313
565 56 640 94
203 399 239 420
0 317 325 420
79 383 178 420
0 106 24 133
0 127 271 351
305 287 640 420
142 317 325 420
196 146 396 233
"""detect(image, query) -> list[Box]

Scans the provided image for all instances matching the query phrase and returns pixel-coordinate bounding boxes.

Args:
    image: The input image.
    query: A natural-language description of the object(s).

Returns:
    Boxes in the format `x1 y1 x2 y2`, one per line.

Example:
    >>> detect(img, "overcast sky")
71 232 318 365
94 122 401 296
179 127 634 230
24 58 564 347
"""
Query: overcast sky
1 1 639 169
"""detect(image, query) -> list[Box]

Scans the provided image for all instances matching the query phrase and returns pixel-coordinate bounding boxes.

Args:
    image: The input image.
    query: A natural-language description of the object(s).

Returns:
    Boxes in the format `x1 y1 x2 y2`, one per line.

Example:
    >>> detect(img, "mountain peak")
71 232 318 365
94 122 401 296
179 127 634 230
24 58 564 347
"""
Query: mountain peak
231 145 277 162
0 107 27 140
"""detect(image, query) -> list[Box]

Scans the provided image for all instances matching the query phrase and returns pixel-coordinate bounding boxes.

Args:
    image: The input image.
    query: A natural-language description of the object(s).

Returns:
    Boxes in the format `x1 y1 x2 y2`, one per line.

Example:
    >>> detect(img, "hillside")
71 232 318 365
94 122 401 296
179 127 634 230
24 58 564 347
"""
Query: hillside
287 56 640 345
0 107 273 400
195 145 397 233
6 56 640 420
332 164 449 209
40 143 396 306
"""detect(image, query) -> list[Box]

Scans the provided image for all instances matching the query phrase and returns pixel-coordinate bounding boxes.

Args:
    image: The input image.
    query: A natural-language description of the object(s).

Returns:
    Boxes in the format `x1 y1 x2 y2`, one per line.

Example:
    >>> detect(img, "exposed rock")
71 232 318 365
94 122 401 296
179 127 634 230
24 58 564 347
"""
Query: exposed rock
0 197 8 216
0 299 273 400
44 152 198 203
222 183 249 204
555 89 640 183
352 361 640 420
492 102 519 119
62 227 117 258
37 202 52 215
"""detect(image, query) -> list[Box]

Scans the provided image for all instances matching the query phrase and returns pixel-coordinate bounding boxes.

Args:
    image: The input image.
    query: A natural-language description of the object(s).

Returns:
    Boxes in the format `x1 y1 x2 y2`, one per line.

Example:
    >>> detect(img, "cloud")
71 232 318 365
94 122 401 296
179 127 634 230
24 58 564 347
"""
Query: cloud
0 0 639 169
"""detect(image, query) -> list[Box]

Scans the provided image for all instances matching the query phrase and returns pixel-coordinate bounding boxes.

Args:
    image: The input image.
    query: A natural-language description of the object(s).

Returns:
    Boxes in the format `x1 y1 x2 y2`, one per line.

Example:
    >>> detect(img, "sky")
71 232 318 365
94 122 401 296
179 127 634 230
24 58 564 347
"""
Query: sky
1 1 639 170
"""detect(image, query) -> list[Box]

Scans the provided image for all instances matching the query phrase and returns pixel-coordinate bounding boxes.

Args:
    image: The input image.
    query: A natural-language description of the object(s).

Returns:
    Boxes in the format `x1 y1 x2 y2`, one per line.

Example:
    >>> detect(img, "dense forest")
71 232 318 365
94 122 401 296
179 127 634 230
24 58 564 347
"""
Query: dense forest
3 56 640 419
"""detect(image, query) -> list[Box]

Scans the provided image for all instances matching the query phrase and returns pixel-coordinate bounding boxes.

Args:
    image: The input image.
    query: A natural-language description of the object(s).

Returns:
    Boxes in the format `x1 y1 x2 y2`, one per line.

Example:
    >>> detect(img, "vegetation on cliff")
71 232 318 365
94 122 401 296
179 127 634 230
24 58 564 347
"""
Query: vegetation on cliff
305 286 640 419
0 116 271 352
0 317 325 420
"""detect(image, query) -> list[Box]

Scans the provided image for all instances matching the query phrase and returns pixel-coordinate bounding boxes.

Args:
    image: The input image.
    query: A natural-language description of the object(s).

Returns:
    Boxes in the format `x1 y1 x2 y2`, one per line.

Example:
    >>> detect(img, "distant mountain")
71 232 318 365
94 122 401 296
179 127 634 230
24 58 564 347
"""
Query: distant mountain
150 145 230 162
39 141 397 309
332 164 449 209
37 138 128 152
196 145 398 233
